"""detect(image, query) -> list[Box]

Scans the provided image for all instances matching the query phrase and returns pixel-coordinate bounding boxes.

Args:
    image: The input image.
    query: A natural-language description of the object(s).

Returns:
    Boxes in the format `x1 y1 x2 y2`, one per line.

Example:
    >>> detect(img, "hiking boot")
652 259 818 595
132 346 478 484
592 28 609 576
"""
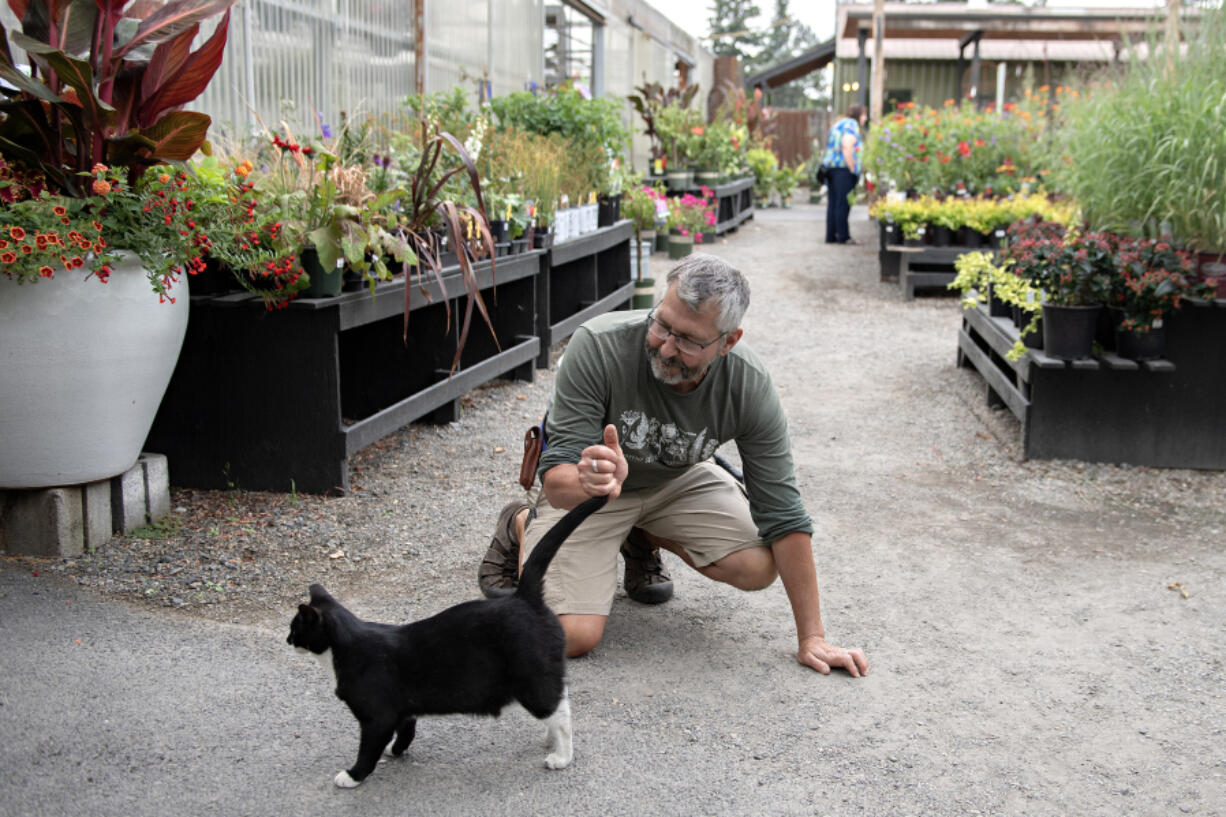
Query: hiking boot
478 501 529 599
621 527 673 604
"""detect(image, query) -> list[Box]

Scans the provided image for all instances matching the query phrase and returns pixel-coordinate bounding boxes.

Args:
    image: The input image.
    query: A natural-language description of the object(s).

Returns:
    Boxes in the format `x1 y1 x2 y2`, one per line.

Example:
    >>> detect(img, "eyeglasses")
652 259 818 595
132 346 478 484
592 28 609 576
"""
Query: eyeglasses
645 307 726 356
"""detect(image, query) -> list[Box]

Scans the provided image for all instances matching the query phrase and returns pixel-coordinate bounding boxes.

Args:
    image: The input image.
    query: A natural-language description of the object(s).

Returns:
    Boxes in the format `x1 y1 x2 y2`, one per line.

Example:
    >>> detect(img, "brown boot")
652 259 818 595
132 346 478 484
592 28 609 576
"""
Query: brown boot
621 527 673 604
478 501 530 599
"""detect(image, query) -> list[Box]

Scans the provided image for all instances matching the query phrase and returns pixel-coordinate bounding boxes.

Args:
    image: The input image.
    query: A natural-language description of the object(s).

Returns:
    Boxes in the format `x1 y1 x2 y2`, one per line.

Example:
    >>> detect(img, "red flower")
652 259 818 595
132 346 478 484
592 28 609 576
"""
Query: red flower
9 226 25 240
957 141 971 157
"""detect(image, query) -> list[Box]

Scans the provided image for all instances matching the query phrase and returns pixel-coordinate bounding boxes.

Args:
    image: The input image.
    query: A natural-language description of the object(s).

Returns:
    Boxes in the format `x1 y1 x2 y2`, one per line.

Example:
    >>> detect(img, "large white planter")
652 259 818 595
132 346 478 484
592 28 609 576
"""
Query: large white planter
0 252 189 488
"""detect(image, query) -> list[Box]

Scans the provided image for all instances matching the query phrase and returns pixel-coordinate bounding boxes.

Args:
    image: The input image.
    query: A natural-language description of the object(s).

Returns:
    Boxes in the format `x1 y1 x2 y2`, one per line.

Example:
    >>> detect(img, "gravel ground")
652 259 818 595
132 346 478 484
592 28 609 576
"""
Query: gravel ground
6 200 1225 815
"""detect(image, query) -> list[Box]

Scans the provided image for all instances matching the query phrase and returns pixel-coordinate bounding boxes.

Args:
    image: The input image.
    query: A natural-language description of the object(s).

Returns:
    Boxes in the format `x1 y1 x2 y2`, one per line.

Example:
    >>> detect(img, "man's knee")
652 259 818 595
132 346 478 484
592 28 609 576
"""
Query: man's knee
702 547 778 591
560 614 606 658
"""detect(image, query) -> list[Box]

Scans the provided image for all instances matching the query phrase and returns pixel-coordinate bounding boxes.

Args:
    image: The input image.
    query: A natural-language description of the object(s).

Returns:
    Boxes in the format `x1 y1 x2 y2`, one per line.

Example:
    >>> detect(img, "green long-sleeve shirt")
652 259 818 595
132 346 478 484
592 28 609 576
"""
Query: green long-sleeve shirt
539 309 813 543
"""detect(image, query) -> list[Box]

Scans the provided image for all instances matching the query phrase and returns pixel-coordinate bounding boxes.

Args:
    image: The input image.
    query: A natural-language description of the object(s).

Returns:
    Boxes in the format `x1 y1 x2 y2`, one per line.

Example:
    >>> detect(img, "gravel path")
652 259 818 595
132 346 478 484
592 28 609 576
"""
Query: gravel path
7 201 1224 816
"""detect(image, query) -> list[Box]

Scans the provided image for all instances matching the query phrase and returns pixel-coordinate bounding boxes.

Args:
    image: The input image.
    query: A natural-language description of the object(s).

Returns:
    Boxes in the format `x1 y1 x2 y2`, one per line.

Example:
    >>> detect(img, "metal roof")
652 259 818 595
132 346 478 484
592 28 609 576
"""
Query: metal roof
745 38 837 88
836 2 1183 43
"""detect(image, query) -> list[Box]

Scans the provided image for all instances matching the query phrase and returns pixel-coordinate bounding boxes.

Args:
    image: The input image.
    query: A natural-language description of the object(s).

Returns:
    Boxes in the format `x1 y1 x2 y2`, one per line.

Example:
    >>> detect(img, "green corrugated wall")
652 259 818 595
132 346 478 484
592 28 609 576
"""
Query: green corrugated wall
831 58 1088 114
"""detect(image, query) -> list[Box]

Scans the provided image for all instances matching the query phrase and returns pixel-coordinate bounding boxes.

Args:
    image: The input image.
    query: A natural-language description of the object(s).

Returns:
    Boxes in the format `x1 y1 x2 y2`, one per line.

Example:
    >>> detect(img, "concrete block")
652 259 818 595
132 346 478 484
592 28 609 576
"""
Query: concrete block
111 462 148 534
82 480 113 551
140 453 171 521
0 487 84 558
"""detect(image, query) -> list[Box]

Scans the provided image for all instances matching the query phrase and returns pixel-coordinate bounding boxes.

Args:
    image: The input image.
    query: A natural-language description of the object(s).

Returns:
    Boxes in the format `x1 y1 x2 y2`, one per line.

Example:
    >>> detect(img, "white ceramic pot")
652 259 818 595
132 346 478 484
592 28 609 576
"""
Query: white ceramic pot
0 251 189 488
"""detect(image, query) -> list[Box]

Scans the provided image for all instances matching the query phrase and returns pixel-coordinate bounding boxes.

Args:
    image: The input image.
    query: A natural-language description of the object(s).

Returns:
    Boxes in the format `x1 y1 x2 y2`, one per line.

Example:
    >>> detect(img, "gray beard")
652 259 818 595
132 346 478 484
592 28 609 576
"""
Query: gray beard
646 338 707 385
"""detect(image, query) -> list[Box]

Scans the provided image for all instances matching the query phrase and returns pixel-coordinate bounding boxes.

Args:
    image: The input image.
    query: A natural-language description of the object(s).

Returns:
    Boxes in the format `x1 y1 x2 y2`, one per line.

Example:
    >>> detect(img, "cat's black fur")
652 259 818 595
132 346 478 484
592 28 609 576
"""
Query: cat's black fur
287 495 607 787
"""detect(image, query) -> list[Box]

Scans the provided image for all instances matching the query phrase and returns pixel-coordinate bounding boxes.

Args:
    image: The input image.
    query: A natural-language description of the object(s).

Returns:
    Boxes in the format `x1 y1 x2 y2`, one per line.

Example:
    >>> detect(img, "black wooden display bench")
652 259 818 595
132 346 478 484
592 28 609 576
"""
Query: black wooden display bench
667 177 755 236
889 245 973 299
148 251 543 494
956 296 1226 468
535 220 635 368
875 220 997 299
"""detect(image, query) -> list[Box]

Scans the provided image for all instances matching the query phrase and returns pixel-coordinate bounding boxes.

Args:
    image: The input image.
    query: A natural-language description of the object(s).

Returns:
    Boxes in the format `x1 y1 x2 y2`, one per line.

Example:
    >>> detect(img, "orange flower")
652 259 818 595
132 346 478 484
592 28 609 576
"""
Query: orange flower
92 179 112 195
91 163 108 174
8 226 25 240
690 127 704 135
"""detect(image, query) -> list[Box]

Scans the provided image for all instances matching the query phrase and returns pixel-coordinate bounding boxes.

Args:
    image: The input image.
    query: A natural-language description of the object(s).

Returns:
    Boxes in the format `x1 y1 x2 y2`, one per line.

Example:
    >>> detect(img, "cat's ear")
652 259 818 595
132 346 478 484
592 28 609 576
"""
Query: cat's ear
298 603 320 624
308 583 332 605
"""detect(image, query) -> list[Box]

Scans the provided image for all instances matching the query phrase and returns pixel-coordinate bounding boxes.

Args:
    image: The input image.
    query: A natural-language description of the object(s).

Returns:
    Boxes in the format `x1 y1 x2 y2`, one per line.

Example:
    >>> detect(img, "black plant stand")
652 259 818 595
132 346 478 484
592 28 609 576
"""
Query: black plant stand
956 296 1226 467
535 220 635 369
669 177 754 236
148 251 542 494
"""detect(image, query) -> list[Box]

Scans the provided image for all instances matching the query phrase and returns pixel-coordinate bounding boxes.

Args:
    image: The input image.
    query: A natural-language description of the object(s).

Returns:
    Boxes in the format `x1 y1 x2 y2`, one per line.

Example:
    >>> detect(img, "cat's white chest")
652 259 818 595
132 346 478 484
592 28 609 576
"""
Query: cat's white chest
298 647 337 687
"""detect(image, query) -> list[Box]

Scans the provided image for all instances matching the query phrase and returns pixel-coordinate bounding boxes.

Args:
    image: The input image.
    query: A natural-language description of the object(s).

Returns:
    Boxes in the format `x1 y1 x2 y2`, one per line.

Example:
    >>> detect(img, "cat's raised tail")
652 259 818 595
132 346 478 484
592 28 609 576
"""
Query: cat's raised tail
514 495 608 607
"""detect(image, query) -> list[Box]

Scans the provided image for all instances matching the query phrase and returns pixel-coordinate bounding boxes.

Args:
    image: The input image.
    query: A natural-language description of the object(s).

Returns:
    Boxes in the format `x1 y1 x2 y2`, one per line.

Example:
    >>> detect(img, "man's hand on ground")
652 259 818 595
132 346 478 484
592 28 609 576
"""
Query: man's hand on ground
797 635 869 677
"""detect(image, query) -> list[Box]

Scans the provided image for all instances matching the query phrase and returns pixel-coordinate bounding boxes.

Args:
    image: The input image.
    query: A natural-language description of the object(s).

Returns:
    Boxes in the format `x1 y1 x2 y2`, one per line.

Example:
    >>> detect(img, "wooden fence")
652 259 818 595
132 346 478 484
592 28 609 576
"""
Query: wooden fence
769 108 831 169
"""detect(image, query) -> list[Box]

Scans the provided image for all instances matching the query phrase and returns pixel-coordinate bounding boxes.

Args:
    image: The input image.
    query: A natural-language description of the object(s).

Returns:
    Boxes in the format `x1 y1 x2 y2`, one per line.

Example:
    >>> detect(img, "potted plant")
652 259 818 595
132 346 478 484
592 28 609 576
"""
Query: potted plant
1050 6 1226 295
1109 237 1202 360
746 148 777 208
0 0 236 489
621 182 662 307
627 81 700 181
1003 219 1113 360
666 192 710 260
385 118 500 372
655 103 705 192
774 164 803 209
183 154 309 303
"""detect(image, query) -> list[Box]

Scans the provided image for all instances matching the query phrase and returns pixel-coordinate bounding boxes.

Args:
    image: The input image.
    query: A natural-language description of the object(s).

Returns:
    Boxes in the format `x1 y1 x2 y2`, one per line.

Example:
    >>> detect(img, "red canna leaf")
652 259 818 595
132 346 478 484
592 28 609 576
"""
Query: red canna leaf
140 20 196 102
117 0 234 57
135 109 212 159
140 11 228 121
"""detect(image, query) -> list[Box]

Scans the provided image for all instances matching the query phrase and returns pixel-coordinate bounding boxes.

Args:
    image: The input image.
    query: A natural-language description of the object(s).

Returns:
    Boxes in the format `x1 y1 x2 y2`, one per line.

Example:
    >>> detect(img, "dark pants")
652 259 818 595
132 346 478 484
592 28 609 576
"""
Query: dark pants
825 167 859 243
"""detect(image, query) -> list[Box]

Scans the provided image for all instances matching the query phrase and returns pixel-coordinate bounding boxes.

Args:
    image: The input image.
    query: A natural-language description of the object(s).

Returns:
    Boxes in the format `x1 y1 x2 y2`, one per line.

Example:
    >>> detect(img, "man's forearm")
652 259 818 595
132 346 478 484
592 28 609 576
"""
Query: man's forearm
772 531 826 641
542 464 589 510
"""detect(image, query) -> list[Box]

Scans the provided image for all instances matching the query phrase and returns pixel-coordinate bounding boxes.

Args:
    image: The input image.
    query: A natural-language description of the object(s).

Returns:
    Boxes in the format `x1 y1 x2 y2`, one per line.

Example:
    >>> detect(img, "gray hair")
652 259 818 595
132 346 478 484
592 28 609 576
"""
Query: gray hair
665 253 750 333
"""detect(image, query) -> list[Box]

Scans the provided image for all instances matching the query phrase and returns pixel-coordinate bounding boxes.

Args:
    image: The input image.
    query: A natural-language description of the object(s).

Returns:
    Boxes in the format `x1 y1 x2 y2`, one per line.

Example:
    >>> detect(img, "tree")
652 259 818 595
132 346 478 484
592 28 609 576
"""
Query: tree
708 0 765 60
751 0 827 109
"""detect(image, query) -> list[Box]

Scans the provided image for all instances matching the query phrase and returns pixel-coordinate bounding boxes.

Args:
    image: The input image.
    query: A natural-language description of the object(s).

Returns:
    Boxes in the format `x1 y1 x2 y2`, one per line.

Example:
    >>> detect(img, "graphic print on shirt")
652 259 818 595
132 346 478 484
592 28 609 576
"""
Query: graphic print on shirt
620 409 721 466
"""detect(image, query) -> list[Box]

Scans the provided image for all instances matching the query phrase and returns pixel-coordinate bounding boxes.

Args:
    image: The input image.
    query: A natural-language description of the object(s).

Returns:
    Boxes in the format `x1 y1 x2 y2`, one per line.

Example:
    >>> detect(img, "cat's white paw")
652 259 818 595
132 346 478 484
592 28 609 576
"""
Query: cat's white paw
334 770 360 788
544 751 572 770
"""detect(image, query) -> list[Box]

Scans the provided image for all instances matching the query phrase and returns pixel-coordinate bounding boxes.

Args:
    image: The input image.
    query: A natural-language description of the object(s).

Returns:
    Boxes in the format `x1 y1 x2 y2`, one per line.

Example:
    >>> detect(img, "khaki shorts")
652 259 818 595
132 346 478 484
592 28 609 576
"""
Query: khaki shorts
521 461 763 616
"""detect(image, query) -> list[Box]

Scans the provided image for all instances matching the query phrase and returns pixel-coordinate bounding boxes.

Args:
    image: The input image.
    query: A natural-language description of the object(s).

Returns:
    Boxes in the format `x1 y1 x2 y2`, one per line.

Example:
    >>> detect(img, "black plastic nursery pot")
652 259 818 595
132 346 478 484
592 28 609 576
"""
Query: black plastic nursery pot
1115 321 1167 360
301 248 343 298
1042 303 1100 360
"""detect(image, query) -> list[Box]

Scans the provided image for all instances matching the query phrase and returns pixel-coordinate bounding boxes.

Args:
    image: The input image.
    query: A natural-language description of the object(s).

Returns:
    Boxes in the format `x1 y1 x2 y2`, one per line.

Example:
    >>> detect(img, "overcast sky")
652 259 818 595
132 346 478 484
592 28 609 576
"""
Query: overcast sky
661 0 1168 44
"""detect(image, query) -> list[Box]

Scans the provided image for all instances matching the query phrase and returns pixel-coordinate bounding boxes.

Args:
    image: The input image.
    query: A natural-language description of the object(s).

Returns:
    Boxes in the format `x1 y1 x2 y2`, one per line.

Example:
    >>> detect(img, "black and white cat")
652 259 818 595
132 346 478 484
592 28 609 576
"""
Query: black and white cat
287 495 606 788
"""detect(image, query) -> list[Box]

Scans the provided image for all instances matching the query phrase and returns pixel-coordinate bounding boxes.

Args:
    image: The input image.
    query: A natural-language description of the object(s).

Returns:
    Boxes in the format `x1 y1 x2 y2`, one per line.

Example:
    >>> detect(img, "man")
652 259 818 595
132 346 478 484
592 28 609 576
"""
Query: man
479 253 868 677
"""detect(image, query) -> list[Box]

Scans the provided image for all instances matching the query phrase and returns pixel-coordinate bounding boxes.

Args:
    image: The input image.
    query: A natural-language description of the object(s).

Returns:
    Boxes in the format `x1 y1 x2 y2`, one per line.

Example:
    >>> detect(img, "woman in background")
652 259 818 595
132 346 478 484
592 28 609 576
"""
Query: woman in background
823 104 867 244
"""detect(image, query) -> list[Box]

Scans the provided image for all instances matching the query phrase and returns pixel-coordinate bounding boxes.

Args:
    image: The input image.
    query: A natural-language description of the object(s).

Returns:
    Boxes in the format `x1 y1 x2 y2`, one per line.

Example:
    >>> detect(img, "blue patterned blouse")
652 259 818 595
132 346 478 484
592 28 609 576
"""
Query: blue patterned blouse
822 117 863 174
